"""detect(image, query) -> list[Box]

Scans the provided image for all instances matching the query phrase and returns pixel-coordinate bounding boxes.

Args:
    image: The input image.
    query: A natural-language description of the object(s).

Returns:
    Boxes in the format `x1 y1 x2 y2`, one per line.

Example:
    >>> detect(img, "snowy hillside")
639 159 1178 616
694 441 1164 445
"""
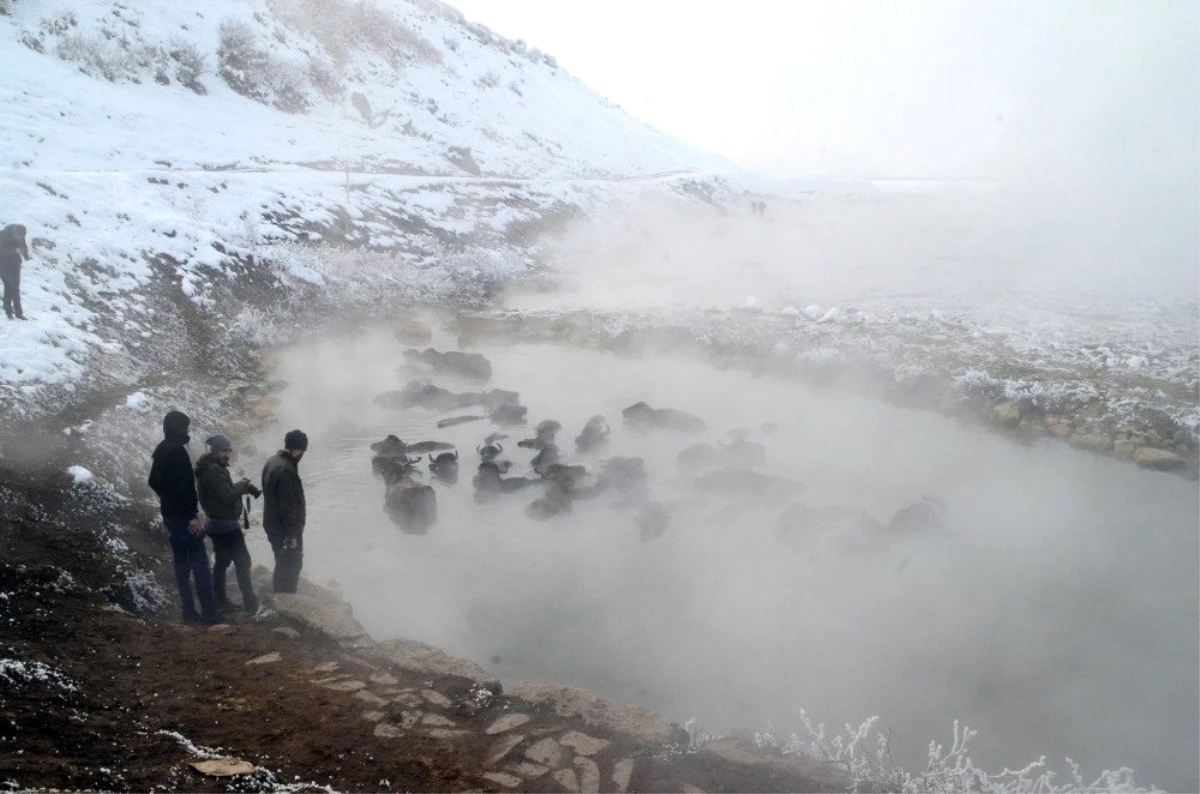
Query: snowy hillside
0 0 744 413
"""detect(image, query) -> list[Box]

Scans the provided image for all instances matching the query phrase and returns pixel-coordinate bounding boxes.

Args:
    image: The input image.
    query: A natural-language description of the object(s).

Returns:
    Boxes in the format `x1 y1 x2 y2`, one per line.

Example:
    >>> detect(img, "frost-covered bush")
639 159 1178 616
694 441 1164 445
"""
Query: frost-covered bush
217 18 272 103
753 710 1154 793
268 0 440 67
56 32 148 83
169 40 207 93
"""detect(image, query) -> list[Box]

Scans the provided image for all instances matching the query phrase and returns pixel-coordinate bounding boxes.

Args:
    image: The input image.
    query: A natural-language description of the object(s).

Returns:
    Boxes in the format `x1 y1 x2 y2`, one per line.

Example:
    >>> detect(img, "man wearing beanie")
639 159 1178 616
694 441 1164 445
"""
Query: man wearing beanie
148 410 222 624
195 433 264 616
261 429 308 593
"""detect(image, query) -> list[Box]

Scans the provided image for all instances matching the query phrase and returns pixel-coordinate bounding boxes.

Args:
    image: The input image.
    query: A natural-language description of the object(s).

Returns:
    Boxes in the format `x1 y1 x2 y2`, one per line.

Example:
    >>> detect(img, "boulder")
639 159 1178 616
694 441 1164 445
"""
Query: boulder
366 637 499 690
1134 447 1186 470
508 683 684 745
992 401 1021 426
1070 431 1114 452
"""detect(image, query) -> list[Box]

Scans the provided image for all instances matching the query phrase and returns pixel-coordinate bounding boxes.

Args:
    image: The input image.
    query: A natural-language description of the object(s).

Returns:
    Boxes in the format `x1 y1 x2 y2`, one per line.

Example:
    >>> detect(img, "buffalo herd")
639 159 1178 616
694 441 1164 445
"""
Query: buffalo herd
368 346 950 550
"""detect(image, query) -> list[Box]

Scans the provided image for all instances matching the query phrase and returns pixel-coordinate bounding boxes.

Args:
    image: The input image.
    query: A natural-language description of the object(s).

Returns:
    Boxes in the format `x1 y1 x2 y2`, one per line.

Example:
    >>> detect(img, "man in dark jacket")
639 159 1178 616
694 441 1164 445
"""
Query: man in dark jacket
261 429 308 593
0 224 29 321
148 410 221 624
195 434 263 616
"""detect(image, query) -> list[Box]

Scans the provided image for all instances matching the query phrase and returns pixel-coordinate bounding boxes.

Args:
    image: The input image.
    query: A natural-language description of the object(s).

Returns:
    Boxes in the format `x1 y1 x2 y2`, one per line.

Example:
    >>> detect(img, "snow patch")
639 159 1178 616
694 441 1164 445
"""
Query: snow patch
66 465 94 484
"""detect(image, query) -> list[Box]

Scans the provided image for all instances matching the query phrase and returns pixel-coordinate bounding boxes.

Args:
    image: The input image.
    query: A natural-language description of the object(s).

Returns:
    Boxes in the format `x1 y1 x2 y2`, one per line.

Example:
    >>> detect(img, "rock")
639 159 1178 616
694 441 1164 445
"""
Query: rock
311 661 340 674
399 710 422 729
482 772 522 789
559 730 609 756
246 652 282 666
1134 447 1186 470
374 723 403 739
486 734 525 767
507 761 549 780
421 689 453 708
368 672 398 686
993 401 1021 426
574 757 600 794
699 739 849 791
312 675 349 685
612 758 634 793
1070 432 1114 452
190 758 255 777
393 693 424 708
554 768 581 792
361 710 385 723
427 728 471 740
680 783 705 793
508 683 685 745
524 736 568 767
1047 419 1072 438
272 590 368 642
368 637 498 689
421 713 457 728
354 690 389 707
207 623 233 635
485 713 531 735
1113 439 1137 457
321 680 366 692
272 627 300 639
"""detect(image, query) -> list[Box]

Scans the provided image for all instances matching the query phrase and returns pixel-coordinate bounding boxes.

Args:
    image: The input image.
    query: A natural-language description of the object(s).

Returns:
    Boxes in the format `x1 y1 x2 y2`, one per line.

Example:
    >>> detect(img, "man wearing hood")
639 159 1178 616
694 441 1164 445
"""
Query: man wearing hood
195 434 263 616
261 429 308 593
148 410 221 624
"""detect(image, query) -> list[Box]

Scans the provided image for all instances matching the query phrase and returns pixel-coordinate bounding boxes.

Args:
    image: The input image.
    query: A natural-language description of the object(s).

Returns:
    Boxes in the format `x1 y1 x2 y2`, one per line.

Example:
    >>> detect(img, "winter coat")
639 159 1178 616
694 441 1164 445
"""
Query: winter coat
195 453 252 525
262 451 305 537
0 246 21 280
148 420 197 519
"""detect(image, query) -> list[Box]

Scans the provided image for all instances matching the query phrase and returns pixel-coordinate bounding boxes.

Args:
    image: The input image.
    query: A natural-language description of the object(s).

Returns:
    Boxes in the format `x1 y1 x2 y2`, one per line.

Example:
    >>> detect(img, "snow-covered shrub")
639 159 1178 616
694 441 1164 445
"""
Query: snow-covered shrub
169 39 207 93
217 18 272 103
267 0 440 68
306 54 341 101
753 711 1154 793
56 32 147 83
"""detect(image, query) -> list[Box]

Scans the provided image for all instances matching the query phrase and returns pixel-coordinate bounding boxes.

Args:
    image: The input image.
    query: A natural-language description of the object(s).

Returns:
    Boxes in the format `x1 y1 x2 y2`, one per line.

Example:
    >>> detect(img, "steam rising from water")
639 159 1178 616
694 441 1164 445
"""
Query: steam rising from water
253 325 1197 790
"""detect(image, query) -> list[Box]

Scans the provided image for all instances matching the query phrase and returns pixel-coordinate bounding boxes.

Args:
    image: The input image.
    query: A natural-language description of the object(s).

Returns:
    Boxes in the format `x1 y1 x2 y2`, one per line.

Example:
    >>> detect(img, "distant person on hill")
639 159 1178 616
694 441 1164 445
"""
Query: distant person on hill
261 429 308 594
0 224 29 320
195 434 265 617
148 410 222 625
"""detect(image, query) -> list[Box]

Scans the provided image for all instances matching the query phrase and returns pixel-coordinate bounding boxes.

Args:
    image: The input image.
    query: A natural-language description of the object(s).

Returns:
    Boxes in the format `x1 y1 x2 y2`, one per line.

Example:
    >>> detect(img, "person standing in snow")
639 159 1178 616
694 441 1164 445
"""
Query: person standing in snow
195 434 264 617
148 410 222 624
0 224 29 321
261 429 308 594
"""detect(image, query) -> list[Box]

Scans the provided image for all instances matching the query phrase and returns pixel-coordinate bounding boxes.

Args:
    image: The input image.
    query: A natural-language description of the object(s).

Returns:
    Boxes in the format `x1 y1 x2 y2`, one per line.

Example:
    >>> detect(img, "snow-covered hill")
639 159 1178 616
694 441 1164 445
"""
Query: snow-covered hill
0 0 749 413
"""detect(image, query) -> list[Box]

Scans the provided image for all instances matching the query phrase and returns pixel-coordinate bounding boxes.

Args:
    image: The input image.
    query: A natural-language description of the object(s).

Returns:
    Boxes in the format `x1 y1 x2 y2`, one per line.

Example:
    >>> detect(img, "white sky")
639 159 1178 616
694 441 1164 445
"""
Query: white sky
450 0 1200 180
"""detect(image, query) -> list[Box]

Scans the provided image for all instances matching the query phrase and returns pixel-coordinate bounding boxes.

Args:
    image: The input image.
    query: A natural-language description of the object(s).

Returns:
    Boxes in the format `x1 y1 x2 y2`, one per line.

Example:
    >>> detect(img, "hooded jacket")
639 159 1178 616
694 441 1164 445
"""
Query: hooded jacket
195 453 252 524
148 411 198 519
261 450 305 537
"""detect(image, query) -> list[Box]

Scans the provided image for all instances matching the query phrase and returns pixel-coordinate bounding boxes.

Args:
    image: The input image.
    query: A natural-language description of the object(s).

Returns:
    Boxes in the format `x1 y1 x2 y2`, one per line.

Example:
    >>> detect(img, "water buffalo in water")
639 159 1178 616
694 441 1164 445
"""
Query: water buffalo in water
428 451 459 483
622 401 706 433
375 381 474 412
371 435 454 456
490 404 528 425
574 415 610 453
473 460 536 503
525 466 576 520
386 476 438 533
404 348 493 380
888 497 947 533
636 501 670 541
518 419 561 450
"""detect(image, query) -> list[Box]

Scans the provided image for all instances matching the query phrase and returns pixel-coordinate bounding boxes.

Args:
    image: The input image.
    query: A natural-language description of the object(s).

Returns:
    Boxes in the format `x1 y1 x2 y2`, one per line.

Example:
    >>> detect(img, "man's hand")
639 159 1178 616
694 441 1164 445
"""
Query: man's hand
238 477 252 487
187 518 203 537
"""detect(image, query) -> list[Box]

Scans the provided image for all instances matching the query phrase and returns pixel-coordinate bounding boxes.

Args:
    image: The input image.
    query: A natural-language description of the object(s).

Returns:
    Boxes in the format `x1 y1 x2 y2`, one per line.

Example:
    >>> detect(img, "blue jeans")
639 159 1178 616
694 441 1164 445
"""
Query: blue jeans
164 517 219 621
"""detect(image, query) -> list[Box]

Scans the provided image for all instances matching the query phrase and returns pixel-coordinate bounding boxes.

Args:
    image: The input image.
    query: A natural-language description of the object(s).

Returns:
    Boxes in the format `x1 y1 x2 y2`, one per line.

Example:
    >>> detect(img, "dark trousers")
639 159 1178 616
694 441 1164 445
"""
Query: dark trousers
1 266 22 319
267 531 303 593
164 517 218 621
209 524 259 613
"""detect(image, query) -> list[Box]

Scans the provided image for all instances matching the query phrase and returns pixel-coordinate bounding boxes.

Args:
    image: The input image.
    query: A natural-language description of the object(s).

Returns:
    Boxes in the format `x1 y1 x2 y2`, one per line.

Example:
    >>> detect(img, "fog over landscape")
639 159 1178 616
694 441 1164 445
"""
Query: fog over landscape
0 0 1196 791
